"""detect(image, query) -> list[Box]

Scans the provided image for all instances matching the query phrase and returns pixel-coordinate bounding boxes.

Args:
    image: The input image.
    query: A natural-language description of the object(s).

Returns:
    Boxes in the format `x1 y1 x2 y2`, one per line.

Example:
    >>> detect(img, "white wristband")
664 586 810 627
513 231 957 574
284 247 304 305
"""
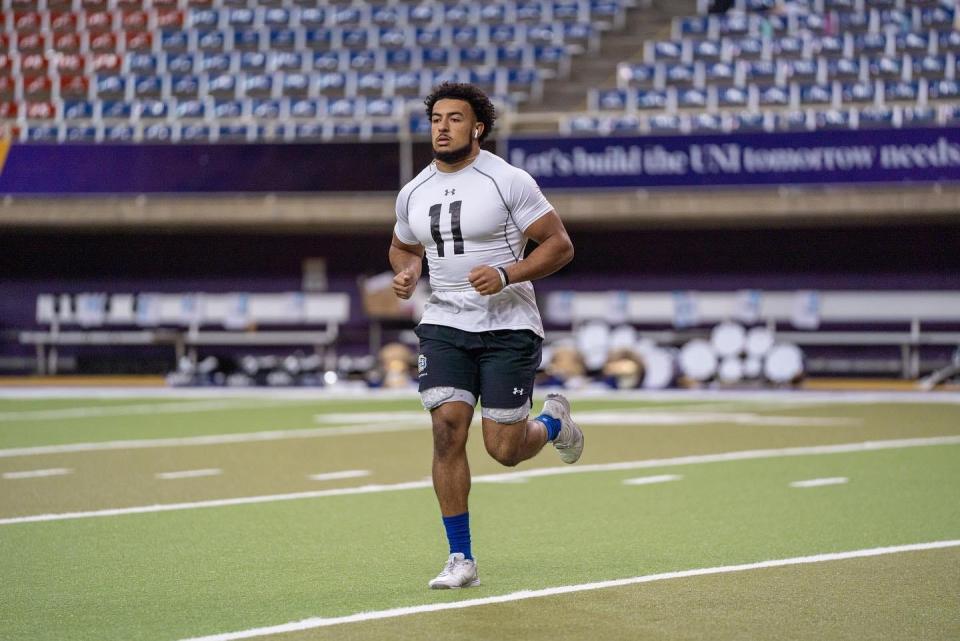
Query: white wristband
496 266 508 289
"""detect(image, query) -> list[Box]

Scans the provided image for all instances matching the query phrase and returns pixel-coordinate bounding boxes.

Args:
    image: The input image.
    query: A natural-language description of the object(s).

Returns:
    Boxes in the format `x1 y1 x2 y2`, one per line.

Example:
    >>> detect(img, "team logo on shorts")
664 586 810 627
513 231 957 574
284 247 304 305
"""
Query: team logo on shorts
417 354 427 375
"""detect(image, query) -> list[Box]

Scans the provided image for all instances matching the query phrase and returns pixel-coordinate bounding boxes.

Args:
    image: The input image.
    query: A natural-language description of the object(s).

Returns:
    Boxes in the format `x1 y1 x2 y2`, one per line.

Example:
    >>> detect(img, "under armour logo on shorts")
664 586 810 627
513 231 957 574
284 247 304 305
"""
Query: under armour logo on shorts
444 189 455 196
513 387 524 395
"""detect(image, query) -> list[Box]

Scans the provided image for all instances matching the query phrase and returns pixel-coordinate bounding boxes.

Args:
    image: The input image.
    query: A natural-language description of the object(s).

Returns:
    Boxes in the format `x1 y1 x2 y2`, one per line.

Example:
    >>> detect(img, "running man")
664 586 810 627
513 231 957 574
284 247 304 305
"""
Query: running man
389 82 584 589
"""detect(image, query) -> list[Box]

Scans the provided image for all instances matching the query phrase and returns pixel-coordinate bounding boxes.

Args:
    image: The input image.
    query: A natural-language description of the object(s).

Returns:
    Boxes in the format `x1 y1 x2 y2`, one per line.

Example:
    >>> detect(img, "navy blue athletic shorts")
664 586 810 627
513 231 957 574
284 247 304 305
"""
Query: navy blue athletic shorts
415 323 542 411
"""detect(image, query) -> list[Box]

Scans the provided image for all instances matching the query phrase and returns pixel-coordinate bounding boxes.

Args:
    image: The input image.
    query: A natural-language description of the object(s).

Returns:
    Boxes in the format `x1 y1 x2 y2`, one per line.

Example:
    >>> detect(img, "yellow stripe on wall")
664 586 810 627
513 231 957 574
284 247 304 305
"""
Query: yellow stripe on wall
0 136 11 175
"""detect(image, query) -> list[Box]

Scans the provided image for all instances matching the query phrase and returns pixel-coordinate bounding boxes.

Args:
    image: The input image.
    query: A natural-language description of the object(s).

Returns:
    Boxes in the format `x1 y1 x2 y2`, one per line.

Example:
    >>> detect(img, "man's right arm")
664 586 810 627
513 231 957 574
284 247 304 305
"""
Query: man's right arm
389 232 424 300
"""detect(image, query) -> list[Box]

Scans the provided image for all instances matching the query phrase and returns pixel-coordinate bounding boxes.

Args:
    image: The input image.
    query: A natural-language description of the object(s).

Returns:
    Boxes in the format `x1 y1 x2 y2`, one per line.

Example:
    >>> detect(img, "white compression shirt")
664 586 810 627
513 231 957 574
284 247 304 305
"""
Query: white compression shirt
394 150 554 337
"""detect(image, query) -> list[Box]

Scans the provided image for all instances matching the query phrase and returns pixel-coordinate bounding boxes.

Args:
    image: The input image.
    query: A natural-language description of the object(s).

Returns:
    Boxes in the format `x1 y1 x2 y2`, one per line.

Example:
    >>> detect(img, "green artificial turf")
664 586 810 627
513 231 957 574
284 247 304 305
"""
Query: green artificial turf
1 395 958 640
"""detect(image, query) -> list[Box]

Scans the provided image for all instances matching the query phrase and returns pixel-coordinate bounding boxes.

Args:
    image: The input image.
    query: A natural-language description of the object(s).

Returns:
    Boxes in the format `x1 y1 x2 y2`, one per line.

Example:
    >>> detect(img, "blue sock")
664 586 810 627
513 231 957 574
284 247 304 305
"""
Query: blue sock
442 512 472 560
536 414 562 441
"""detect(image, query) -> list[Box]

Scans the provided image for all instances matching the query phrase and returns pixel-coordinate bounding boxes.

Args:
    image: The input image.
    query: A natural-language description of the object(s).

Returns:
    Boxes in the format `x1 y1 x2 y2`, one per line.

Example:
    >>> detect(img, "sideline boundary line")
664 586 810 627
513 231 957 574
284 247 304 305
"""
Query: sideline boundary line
2 435 958 526
0 423 431 459
0 410 861 459
179 540 960 640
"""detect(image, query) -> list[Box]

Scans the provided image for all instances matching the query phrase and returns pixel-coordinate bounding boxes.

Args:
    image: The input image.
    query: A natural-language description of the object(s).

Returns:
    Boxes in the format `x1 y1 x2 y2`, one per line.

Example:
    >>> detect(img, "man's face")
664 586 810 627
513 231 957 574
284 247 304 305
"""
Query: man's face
431 98 477 164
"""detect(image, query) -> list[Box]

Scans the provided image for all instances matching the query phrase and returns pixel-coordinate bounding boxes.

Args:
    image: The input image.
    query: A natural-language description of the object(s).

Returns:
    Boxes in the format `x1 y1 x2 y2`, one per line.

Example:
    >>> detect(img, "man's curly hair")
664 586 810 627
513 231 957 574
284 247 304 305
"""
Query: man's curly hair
424 82 496 143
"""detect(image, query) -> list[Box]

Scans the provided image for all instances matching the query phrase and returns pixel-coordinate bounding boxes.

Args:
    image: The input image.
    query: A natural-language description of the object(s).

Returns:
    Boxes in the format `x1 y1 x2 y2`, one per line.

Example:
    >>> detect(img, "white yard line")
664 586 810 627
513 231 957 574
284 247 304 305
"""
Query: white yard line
622 474 683 486
0 423 430 459
2 435 958 526
472 435 960 483
0 410 864 460
178 539 960 641
564 412 861 427
0 399 320 422
307 470 370 482
2 468 73 480
0 481 434 526
315 411 861 428
156 469 222 480
790 477 850 488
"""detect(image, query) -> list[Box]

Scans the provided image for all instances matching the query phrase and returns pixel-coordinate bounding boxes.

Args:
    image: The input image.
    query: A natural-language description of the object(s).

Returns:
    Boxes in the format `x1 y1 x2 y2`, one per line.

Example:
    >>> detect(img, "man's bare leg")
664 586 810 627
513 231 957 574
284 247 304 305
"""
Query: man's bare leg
430 401 474 515
427 400 481 589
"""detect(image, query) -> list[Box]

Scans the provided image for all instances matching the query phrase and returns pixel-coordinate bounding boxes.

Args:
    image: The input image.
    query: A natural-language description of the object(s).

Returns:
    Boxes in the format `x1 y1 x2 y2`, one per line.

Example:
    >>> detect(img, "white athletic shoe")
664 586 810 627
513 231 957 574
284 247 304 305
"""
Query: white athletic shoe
541 392 584 464
428 553 480 589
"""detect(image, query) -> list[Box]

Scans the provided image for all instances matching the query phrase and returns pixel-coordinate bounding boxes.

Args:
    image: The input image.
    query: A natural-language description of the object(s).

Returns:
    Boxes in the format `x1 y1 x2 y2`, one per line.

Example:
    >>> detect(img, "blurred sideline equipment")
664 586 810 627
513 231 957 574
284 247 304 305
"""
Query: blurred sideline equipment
22 292 349 375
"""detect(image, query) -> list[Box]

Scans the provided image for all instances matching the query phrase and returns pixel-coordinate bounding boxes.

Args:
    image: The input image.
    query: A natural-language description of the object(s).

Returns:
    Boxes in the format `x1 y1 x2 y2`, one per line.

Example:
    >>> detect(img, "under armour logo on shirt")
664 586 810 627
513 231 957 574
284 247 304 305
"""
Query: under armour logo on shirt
445 189 456 196
513 388 524 395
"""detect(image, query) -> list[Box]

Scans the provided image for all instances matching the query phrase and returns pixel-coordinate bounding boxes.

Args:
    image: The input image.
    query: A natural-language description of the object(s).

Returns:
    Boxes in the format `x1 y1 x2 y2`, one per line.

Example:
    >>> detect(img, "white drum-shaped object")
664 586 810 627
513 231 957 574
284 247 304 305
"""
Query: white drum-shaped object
609 324 638 352
718 356 744 384
711 322 746 357
679 339 718 382
746 326 775 358
642 347 677 389
575 321 611 371
743 355 763 379
764 343 804 383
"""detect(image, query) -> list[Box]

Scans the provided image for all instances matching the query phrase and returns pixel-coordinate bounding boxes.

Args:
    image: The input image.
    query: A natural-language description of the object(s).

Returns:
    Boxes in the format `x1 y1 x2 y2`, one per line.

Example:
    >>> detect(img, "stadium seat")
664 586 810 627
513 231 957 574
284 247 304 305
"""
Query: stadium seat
841 81 876 104
798 83 835 106
773 109 809 131
678 88 707 108
591 88 628 111
647 113 682 134
902 104 937 126
689 112 723 132
609 114 641 133
732 110 767 132
857 105 896 128
279 73 308 99
814 108 851 130
636 89 668 110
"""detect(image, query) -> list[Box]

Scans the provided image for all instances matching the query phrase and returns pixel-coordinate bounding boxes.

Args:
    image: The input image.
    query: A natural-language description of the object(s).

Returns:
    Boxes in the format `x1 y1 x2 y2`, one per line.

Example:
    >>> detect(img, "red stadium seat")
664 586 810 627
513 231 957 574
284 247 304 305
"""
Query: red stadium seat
125 32 153 53
59 75 90 100
50 13 79 33
55 53 86 75
156 10 185 29
81 0 109 12
89 32 118 53
122 11 151 32
23 75 53 100
13 11 43 34
84 11 114 33
17 33 47 55
0 77 15 99
20 54 48 75
25 101 56 120
90 53 123 74
53 32 83 53
0 101 19 119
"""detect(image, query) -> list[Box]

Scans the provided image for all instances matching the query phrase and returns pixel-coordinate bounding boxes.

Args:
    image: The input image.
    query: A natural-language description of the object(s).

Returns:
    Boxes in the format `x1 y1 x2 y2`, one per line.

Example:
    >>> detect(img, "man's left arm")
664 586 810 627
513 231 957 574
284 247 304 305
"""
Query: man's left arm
468 211 574 295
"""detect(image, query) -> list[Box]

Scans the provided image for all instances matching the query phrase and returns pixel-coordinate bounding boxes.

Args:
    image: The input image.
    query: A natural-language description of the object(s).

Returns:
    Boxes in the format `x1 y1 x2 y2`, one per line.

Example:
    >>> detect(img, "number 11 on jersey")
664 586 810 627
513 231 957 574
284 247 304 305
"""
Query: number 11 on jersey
429 200 465 258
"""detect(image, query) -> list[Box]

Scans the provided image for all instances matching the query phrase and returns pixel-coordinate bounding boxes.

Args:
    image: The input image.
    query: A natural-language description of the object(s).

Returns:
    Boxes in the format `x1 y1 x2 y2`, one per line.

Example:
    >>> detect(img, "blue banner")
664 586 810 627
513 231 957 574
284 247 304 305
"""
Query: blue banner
506 127 960 189
0 142 400 194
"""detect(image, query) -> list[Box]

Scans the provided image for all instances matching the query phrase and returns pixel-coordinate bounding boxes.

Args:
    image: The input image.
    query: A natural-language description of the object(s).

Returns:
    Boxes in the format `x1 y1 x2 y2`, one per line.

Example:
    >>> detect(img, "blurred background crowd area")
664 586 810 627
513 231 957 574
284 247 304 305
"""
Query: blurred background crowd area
0 0 958 391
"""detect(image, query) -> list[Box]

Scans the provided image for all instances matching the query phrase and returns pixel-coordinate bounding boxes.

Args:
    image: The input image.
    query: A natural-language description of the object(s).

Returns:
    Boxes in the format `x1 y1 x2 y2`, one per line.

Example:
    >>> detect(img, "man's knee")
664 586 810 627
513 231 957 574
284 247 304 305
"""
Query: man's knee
428 393 473 460
432 417 468 460
485 439 523 467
